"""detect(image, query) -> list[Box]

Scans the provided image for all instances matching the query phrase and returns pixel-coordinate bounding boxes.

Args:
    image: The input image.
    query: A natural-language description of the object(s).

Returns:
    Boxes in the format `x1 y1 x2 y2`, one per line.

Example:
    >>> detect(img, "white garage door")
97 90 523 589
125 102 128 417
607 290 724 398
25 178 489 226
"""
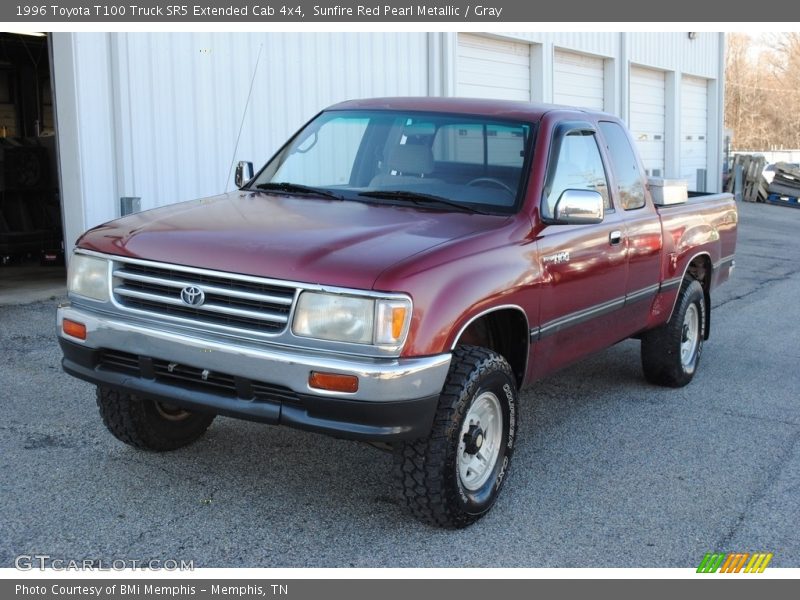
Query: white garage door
457 34 530 101
629 66 666 177
681 76 708 191
553 50 605 110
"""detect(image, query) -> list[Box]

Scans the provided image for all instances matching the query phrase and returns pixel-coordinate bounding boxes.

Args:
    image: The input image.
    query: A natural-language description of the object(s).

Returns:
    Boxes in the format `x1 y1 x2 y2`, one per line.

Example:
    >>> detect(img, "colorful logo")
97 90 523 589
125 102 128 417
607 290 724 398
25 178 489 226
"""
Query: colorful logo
697 552 773 573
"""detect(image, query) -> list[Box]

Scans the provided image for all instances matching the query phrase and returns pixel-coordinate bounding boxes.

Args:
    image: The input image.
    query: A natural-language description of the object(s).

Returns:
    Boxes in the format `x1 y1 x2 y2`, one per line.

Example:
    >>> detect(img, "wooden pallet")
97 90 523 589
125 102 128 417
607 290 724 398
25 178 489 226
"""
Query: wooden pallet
728 154 767 202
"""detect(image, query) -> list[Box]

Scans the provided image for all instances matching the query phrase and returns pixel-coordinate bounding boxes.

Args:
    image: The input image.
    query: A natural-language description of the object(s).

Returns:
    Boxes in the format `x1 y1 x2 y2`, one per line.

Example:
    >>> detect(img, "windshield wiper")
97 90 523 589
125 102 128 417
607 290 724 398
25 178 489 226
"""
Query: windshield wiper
253 182 343 201
358 190 488 214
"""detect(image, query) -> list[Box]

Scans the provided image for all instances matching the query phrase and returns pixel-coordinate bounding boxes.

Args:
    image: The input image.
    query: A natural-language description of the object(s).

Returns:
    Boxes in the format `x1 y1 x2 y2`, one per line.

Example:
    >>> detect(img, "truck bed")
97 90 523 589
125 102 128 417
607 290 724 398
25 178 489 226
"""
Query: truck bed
653 192 738 320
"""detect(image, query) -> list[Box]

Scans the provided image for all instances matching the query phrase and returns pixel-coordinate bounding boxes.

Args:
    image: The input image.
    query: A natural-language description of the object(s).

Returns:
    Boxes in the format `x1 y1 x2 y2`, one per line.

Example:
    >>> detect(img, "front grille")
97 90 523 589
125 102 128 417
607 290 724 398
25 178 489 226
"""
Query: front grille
99 349 301 405
100 349 139 374
112 261 297 335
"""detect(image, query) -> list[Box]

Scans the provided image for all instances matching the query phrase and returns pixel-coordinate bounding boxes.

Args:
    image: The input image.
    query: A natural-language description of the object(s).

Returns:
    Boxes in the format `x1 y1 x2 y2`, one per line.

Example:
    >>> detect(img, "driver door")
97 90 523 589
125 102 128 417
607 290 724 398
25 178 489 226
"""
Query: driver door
530 124 629 378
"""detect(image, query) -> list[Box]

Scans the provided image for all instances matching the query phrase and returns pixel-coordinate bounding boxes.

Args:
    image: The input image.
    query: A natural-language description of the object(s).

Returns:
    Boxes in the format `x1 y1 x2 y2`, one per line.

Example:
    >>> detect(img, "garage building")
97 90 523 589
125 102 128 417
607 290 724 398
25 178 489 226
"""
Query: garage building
1 31 725 271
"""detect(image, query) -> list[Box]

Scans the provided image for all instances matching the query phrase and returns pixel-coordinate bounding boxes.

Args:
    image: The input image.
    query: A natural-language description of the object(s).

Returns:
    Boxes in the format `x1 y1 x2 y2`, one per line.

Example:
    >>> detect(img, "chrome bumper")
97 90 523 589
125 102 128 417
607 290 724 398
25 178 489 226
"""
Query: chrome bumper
57 305 451 403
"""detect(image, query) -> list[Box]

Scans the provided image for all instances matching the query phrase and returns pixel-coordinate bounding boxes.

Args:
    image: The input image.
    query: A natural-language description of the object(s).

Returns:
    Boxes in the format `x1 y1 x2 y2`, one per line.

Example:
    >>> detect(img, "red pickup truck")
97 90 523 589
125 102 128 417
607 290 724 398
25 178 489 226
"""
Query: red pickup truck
58 98 737 528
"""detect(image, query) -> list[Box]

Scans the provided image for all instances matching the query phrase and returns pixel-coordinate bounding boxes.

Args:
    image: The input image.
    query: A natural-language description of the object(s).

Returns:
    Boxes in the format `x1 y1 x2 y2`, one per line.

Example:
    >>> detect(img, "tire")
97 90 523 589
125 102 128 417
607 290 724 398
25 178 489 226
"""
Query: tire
641 279 706 388
394 346 518 529
96 386 215 451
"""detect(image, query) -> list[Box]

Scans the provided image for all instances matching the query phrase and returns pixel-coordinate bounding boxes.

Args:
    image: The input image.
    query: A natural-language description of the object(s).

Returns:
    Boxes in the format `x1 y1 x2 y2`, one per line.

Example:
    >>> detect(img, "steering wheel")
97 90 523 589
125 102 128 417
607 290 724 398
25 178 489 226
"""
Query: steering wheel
466 177 514 195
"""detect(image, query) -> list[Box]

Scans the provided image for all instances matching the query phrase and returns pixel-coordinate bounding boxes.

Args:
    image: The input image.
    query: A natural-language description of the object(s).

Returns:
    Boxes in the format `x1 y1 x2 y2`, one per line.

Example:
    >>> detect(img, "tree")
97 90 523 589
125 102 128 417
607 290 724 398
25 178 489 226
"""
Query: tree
725 33 800 151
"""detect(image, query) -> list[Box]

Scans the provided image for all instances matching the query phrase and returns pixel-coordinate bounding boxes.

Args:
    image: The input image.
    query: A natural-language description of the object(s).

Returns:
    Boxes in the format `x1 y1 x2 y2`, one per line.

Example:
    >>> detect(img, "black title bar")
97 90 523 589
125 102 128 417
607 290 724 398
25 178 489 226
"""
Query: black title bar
3 0 800 22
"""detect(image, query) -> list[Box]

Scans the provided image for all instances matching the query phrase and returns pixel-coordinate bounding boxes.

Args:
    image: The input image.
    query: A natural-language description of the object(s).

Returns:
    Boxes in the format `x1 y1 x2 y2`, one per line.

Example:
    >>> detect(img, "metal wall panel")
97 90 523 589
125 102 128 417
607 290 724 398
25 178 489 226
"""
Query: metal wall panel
52 33 118 239
80 33 428 219
111 32 429 212
502 32 618 58
628 32 719 78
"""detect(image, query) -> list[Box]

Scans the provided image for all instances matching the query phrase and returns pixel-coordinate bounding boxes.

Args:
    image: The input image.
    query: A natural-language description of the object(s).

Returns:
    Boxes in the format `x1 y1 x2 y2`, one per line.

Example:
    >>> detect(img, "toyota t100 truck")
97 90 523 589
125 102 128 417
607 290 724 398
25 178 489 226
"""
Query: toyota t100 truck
58 98 737 528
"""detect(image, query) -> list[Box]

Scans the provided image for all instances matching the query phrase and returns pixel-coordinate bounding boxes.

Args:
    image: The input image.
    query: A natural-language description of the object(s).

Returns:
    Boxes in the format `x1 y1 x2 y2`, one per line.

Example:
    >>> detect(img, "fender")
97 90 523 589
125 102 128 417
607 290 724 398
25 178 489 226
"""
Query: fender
449 303 531 386
658 251 712 336
450 303 530 350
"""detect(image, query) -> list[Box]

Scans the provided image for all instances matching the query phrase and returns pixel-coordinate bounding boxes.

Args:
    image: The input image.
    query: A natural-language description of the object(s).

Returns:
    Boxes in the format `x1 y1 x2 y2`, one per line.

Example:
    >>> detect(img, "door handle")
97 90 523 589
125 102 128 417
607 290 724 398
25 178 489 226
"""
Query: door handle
609 230 623 245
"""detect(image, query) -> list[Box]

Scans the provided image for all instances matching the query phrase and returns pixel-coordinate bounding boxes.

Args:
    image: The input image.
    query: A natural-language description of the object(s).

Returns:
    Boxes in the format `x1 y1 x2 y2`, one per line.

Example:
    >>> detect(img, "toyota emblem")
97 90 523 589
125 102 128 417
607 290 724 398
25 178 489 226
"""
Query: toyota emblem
180 285 205 307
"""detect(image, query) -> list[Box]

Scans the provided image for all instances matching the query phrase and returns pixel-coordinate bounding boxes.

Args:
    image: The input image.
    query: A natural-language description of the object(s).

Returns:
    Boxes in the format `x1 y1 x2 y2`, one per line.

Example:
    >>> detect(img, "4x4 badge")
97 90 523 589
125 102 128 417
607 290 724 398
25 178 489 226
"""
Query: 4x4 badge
543 251 570 265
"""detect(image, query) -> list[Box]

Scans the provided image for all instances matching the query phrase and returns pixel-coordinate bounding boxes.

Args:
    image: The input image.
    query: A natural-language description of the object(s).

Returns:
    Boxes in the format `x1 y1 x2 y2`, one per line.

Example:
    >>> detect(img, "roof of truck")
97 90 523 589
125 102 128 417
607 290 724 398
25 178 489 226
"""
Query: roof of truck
328 96 600 122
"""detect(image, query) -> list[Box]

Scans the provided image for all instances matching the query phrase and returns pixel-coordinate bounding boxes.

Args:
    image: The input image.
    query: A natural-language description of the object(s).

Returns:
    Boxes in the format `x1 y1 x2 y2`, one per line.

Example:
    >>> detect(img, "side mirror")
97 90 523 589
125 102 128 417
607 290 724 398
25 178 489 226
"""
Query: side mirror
235 161 254 188
553 189 604 224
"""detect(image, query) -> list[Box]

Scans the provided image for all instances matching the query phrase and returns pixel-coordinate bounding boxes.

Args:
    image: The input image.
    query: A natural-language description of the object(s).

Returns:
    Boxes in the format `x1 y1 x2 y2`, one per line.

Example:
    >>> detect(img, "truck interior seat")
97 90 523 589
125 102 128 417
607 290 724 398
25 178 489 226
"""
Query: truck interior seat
370 144 442 187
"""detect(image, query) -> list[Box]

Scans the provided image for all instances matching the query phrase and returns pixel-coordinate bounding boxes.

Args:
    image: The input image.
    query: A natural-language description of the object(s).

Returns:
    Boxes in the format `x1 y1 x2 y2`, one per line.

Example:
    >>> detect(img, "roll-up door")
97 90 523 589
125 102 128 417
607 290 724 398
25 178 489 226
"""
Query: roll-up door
629 66 666 177
681 75 709 191
553 50 605 110
457 34 531 101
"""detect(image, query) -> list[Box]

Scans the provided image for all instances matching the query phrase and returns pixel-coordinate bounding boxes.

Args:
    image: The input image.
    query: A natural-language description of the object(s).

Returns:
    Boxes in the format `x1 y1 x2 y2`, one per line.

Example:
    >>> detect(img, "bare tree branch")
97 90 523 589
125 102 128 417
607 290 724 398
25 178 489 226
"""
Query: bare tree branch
726 33 800 150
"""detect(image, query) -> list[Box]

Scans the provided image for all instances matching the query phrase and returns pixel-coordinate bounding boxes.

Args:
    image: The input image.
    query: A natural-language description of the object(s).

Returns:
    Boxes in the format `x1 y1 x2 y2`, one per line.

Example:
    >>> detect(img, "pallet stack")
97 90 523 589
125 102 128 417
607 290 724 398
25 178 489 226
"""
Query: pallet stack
725 154 768 202
766 163 800 209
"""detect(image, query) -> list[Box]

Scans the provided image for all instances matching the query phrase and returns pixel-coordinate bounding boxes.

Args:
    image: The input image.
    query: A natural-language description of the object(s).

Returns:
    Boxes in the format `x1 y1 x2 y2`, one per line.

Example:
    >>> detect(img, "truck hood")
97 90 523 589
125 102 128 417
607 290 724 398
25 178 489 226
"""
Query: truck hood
77 191 508 290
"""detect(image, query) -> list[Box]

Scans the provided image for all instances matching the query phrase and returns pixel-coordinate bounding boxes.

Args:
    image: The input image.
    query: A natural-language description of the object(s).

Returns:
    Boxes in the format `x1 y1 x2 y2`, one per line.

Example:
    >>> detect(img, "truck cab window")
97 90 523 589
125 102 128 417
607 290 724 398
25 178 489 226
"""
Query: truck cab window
543 131 610 219
254 110 534 214
598 121 647 210
432 122 527 168
273 116 370 187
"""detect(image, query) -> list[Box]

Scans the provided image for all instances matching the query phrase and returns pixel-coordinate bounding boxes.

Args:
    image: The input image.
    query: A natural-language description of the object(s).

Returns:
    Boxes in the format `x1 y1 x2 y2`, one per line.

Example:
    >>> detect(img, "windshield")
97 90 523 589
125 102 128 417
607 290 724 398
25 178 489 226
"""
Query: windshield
250 110 535 214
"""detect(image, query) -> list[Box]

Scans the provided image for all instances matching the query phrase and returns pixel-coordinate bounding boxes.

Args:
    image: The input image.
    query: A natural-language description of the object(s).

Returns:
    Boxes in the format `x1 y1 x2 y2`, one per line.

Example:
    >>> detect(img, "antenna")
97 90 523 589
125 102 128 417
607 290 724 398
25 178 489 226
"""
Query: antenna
224 42 264 190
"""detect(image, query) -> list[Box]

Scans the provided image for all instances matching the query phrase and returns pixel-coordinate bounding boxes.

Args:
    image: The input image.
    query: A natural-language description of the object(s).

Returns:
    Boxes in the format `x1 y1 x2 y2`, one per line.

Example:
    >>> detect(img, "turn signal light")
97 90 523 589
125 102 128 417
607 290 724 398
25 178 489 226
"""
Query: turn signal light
62 319 87 340
309 371 359 393
391 306 406 340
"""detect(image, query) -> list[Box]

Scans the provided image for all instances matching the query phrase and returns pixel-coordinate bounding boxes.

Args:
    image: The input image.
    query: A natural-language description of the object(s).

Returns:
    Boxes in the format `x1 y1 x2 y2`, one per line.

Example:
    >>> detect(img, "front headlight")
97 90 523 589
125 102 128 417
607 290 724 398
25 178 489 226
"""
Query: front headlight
67 254 110 302
292 292 411 346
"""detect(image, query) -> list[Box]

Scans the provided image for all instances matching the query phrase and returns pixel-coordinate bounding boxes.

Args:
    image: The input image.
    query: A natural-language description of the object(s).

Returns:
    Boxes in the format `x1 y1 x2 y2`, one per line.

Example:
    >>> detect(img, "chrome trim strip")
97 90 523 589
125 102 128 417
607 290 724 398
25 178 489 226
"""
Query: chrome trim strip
58 305 450 402
659 277 682 291
114 286 289 324
714 254 735 270
540 296 626 335
113 269 295 305
530 282 661 341
529 250 731 341
534 296 626 341
85 297 298 345
625 283 660 304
